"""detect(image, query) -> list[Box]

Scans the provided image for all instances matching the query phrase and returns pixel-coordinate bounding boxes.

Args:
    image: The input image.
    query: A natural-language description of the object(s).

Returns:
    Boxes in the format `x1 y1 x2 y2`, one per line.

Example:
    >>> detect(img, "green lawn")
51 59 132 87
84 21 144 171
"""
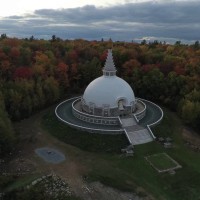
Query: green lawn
42 111 129 154
42 106 200 200
146 153 181 172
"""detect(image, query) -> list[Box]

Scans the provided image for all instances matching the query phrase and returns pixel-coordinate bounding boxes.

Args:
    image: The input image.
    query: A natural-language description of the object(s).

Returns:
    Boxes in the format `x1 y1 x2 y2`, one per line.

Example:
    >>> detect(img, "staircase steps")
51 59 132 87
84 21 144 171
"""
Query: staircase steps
120 116 154 145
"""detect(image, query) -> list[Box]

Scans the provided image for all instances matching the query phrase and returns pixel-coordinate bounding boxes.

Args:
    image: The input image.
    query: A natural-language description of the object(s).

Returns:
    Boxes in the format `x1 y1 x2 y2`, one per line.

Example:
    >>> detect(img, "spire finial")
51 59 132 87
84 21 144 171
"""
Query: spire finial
103 49 116 76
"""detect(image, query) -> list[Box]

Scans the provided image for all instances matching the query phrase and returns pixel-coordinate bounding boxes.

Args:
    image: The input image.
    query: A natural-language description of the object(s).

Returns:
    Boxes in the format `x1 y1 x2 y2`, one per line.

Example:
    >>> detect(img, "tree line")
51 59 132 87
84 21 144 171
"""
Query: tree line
0 34 200 155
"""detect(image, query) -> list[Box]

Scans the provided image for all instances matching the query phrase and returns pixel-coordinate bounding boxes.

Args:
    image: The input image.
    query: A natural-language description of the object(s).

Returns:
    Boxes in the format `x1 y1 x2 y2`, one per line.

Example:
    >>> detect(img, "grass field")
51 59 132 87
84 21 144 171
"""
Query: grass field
145 153 181 172
42 111 129 153
41 106 200 200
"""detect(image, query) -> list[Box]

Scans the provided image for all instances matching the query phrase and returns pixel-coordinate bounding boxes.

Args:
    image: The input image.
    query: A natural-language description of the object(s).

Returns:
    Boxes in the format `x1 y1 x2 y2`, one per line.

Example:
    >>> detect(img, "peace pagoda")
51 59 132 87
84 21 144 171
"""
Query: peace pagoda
55 49 163 145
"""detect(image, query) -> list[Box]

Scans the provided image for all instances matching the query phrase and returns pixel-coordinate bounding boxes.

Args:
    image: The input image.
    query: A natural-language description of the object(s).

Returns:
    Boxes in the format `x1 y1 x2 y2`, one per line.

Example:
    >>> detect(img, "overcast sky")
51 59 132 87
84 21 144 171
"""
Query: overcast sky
0 0 199 43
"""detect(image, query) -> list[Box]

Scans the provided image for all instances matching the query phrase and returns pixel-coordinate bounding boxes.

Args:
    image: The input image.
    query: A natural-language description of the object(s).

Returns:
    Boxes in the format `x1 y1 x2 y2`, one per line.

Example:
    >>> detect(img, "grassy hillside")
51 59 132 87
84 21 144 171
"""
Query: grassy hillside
42 107 200 200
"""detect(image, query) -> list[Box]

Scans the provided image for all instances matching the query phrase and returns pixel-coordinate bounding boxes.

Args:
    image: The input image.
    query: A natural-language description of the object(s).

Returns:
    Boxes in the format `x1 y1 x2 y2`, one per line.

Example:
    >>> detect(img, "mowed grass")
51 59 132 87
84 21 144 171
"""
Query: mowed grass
146 153 180 171
42 107 200 200
42 111 129 154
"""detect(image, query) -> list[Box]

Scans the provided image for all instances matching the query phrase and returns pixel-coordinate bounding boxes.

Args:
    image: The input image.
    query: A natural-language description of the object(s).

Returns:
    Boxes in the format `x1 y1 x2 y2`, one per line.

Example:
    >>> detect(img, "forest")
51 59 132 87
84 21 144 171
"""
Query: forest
0 34 200 156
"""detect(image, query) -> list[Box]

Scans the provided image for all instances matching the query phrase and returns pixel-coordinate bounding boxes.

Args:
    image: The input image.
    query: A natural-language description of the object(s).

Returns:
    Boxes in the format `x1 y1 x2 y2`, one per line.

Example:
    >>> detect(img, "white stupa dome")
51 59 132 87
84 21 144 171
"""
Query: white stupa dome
83 75 135 108
82 49 135 108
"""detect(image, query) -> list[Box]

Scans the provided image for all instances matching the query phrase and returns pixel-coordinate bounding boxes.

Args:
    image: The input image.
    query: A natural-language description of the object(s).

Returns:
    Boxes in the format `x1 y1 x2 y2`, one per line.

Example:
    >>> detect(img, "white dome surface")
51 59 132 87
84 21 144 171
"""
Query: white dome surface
83 76 135 108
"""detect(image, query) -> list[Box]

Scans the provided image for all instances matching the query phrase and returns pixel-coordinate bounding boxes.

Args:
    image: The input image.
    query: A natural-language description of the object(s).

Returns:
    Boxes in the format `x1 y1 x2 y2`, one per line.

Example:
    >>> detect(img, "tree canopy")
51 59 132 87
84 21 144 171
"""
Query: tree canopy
0 36 200 155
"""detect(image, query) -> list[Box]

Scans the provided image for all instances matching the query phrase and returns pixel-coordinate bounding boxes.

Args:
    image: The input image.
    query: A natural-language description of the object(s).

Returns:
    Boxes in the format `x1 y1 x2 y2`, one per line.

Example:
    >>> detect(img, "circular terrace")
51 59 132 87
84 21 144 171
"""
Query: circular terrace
55 97 163 135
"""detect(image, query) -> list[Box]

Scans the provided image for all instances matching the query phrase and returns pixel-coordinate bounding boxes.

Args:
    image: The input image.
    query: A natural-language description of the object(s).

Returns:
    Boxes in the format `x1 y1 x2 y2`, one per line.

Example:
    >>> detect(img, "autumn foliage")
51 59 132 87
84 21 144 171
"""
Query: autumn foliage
13 67 33 80
0 35 200 154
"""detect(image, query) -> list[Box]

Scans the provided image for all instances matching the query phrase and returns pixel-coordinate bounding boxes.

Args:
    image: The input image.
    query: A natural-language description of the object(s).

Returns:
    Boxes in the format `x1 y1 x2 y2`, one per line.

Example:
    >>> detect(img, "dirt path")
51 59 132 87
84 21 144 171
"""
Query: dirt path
182 127 200 152
182 127 200 145
11 107 151 200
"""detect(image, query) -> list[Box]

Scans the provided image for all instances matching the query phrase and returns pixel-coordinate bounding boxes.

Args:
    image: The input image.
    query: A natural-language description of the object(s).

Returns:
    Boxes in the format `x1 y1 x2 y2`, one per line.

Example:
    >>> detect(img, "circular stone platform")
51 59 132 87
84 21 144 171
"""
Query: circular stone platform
55 96 163 135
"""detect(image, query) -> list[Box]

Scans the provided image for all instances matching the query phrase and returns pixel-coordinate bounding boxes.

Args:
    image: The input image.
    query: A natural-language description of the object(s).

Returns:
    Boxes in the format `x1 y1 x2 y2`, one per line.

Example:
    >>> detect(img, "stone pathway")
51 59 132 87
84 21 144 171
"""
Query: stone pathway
120 117 153 145
124 128 153 145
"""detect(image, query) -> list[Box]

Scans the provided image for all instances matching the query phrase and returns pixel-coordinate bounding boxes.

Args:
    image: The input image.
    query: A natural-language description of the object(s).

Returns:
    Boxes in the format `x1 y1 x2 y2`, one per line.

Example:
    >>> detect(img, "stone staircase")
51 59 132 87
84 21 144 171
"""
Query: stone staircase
120 116 153 145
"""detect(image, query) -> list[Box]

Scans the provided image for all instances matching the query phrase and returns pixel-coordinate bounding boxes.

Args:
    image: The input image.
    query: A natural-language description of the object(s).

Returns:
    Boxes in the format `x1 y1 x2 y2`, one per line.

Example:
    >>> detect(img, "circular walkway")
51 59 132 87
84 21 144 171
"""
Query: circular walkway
55 97 163 133
56 97 122 131
139 99 163 126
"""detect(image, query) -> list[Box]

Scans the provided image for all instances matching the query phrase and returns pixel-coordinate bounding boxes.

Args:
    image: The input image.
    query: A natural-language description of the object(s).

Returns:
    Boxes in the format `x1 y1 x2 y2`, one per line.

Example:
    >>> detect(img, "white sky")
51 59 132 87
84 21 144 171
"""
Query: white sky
0 0 155 17
1 0 125 16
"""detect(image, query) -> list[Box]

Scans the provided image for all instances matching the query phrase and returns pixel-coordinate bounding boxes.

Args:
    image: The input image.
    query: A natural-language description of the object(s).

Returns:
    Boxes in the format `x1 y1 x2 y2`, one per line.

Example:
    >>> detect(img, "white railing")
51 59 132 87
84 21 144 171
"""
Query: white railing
133 98 147 122
118 116 123 126
124 128 132 144
147 125 156 139
132 114 139 123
